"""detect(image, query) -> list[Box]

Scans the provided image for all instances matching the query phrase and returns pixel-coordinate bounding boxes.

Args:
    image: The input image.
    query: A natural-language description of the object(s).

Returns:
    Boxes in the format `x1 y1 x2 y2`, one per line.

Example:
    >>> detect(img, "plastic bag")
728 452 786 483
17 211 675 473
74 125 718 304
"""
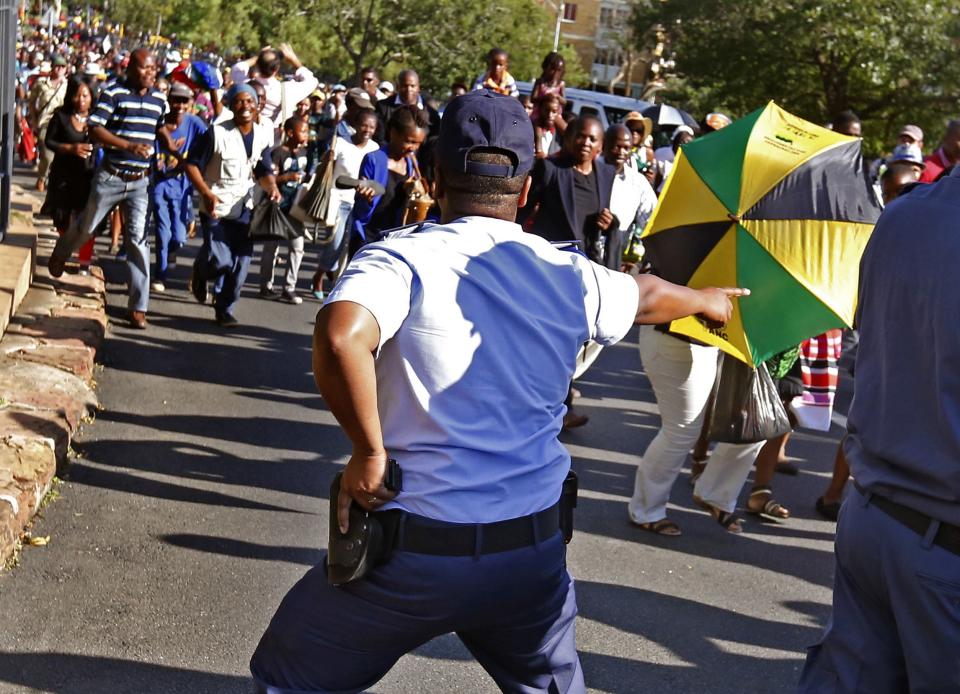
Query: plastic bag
707 355 791 444
248 199 299 243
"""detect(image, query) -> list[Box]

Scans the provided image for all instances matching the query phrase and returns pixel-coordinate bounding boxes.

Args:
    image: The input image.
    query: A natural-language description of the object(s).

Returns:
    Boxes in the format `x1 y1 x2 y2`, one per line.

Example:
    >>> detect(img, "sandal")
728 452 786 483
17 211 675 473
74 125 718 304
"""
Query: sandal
747 485 790 519
693 495 743 534
633 517 682 536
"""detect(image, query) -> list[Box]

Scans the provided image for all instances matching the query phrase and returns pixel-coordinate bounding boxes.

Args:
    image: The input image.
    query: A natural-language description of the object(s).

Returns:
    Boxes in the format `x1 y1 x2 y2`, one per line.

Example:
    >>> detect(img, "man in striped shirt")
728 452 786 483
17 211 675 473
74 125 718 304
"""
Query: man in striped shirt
48 48 177 330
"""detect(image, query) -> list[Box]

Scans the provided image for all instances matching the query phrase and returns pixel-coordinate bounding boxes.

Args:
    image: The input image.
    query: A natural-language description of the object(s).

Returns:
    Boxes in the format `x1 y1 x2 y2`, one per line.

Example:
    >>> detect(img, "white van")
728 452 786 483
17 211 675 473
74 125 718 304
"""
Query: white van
516 81 652 129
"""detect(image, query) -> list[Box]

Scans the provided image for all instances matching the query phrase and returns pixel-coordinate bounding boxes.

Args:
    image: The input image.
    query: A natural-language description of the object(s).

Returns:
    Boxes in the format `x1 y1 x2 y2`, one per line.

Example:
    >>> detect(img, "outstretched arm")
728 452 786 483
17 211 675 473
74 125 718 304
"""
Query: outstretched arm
634 274 749 325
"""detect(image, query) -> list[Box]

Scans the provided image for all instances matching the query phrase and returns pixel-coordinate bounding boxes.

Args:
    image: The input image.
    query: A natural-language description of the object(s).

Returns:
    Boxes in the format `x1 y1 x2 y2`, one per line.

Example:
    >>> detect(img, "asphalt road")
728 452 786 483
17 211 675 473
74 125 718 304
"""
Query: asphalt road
0 214 845 693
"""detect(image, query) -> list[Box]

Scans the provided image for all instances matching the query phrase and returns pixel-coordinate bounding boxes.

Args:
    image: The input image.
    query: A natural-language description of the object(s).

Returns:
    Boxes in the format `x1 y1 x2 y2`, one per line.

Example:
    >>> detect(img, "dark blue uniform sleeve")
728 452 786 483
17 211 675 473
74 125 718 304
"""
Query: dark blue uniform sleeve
254 145 274 179
186 127 214 171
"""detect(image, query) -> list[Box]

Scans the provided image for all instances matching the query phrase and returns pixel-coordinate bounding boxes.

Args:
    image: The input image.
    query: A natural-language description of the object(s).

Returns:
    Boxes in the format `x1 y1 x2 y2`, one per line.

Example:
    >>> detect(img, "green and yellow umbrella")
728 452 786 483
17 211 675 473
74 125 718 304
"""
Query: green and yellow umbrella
642 101 882 366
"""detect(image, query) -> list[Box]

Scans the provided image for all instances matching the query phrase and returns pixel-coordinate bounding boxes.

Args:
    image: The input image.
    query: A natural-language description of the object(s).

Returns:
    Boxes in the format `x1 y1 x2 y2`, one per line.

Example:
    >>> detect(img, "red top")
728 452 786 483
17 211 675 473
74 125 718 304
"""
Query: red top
919 148 953 183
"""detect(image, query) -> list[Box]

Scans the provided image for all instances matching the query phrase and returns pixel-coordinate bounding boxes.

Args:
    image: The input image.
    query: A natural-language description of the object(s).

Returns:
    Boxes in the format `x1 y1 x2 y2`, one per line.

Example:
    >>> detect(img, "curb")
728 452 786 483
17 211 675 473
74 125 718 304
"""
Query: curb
0 189 106 566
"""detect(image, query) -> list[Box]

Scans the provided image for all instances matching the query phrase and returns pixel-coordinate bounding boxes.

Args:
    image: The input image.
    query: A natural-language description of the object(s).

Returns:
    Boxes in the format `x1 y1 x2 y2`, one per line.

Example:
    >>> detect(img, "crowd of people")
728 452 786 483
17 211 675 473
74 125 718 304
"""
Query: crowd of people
16 22 959 524
12 14 960 694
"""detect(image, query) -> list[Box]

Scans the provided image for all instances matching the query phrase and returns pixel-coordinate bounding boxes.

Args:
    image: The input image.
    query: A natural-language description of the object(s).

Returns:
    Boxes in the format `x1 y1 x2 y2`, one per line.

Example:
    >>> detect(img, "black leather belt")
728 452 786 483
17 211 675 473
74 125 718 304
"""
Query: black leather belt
380 503 560 557
104 163 149 181
855 482 960 557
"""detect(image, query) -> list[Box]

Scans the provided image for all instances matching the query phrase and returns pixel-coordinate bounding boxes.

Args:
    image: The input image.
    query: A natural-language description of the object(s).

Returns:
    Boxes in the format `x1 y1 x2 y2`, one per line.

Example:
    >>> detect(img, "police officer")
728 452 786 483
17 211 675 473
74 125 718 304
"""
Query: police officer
249 90 746 693
798 170 960 692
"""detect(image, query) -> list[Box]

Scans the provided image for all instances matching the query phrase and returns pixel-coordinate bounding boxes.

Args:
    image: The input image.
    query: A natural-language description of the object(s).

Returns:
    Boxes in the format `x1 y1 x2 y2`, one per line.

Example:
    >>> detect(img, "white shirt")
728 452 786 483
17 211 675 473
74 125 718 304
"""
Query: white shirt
226 66 318 128
330 136 379 208
538 129 561 157
325 217 638 523
610 165 658 233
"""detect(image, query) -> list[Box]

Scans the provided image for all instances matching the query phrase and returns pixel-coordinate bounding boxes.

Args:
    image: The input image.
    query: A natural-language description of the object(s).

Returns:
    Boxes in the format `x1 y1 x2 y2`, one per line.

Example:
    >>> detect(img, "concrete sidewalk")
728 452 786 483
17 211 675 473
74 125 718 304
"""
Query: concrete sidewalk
0 183 106 566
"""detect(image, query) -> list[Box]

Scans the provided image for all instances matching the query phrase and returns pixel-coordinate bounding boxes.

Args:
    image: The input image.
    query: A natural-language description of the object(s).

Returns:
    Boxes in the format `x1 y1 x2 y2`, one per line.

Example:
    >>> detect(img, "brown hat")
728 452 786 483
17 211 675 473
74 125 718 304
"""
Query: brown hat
346 87 374 110
624 111 653 142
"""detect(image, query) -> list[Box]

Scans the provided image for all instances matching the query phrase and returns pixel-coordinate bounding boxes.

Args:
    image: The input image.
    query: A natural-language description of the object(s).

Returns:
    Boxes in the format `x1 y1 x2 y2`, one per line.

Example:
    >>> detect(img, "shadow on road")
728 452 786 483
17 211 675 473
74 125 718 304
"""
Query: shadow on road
0 652 250 694
72 435 343 507
160 532 323 566
576 579 816 693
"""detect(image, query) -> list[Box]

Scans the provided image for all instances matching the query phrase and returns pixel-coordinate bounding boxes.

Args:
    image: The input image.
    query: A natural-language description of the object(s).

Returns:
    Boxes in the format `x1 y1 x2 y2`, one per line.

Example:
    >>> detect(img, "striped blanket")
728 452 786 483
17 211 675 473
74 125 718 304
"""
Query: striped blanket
790 329 843 431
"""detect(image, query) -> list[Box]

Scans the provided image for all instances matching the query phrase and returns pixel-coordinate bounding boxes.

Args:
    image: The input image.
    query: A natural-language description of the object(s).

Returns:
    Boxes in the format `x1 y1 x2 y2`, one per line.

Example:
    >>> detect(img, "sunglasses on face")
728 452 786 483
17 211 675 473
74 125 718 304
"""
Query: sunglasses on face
170 97 190 104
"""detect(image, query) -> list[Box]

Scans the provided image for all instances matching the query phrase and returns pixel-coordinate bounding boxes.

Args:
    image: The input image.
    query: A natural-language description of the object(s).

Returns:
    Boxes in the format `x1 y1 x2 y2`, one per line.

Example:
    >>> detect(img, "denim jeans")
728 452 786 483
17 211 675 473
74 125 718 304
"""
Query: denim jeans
195 214 252 316
315 200 352 273
53 165 151 312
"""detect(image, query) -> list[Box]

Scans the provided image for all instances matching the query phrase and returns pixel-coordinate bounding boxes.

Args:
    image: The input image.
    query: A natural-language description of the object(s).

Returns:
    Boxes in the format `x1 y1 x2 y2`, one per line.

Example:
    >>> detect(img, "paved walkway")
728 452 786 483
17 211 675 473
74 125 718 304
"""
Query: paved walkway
0 222 843 693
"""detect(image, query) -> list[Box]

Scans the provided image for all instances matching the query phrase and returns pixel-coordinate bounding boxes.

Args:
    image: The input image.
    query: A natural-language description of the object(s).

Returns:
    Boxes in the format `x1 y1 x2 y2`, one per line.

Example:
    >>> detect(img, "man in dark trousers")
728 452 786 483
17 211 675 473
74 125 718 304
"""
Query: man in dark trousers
798 169 960 692
517 115 618 265
249 90 747 693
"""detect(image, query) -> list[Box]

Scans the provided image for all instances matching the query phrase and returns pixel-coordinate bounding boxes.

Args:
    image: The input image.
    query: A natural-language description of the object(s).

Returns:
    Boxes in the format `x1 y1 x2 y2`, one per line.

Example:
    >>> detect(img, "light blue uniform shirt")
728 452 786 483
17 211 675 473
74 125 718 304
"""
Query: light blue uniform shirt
325 217 638 523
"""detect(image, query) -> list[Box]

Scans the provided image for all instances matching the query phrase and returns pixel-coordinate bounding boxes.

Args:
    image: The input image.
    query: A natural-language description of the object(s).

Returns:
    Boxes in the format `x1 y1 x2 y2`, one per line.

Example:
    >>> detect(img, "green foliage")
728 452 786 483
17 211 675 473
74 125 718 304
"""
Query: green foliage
634 0 960 155
107 0 585 97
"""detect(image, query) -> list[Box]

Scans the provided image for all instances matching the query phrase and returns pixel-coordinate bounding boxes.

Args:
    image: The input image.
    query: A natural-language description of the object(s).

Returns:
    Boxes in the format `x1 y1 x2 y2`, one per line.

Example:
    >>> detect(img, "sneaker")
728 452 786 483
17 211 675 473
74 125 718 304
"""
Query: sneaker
312 289 325 301
151 281 166 292
259 287 281 299
215 311 239 328
280 290 302 305
189 269 208 304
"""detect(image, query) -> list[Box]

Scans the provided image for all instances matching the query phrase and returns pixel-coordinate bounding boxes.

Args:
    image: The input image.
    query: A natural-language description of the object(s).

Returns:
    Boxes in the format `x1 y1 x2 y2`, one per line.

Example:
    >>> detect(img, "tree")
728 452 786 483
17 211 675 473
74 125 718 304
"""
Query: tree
633 0 960 154
106 0 587 96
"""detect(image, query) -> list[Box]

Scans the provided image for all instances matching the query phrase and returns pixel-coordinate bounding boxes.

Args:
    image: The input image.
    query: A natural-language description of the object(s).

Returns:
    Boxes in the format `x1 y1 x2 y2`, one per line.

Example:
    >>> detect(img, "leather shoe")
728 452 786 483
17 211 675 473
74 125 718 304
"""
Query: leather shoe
562 411 589 430
215 311 239 328
48 256 65 278
129 311 148 329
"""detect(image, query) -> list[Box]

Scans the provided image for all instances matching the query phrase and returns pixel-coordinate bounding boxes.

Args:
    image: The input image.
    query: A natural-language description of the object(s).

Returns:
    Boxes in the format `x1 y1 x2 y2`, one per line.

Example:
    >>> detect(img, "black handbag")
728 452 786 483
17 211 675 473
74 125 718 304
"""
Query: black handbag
707 355 792 444
248 198 299 243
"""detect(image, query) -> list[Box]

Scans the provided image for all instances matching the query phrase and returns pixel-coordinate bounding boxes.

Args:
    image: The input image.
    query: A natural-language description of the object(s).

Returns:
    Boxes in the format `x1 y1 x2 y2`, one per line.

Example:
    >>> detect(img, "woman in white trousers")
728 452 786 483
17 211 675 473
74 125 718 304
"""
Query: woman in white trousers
629 325 764 535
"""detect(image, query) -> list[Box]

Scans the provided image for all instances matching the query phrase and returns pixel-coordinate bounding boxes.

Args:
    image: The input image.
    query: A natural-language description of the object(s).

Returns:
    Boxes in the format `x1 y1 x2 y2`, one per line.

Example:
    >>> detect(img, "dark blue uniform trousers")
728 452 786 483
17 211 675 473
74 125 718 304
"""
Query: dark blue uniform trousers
195 214 252 316
250 530 585 693
798 486 960 693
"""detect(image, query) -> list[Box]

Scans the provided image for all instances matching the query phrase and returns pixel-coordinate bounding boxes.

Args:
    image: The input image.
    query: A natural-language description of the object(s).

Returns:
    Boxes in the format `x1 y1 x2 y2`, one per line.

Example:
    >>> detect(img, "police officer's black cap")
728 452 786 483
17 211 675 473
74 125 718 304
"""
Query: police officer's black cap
438 90 534 178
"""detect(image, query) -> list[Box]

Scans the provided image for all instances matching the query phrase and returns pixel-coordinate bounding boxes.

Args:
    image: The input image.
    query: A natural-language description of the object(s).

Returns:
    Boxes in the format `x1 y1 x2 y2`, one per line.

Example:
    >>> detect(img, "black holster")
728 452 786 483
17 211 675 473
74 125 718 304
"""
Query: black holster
326 473 400 586
559 470 579 544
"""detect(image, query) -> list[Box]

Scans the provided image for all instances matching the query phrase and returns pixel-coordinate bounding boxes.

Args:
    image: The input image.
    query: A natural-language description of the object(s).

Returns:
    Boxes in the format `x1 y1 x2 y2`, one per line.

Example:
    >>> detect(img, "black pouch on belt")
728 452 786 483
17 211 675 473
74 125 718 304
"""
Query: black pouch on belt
327 472 382 585
559 470 579 544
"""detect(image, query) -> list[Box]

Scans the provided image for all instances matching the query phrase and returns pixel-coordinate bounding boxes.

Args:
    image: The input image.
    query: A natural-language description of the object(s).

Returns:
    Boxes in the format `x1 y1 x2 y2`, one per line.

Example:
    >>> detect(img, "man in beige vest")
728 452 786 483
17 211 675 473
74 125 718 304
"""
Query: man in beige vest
185 83 279 327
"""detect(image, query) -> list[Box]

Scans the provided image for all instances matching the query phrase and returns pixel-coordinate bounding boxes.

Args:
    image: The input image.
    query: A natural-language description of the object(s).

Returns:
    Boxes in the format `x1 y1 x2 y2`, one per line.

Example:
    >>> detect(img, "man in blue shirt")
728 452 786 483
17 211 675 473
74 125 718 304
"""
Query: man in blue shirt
249 90 746 693
151 81 207 292
799 170 960 693
48 48 177 330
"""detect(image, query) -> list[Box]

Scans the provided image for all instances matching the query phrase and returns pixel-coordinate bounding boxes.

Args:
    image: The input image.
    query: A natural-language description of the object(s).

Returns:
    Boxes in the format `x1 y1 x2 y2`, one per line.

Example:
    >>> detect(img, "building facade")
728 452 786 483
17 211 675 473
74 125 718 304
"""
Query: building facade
542 0 664 98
